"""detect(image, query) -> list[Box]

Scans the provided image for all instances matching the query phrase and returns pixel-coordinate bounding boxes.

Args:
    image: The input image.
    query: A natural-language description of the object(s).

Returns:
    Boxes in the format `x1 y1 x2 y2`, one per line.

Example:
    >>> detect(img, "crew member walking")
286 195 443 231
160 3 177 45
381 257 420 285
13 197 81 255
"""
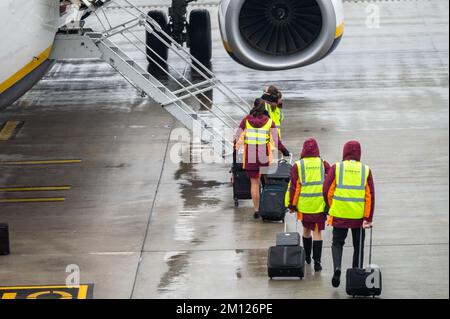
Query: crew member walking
261 86 284 138
235 98 290 219
287 138 330 271
323 140 375 288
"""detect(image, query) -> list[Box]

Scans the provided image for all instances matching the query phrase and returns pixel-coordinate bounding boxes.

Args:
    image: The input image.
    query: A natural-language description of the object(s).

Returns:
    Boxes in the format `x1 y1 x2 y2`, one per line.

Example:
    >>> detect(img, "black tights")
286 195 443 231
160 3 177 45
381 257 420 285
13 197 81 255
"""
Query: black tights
332 227 366 270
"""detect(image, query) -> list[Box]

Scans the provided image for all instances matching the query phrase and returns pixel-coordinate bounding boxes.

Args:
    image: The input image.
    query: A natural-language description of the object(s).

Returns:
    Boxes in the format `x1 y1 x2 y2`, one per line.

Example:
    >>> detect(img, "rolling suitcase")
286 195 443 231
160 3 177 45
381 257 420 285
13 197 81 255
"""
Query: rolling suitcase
260 157 292 221
0 223 10 256
346 227 382 297
231 147 251 207
259 184 287 222
268 220 305 279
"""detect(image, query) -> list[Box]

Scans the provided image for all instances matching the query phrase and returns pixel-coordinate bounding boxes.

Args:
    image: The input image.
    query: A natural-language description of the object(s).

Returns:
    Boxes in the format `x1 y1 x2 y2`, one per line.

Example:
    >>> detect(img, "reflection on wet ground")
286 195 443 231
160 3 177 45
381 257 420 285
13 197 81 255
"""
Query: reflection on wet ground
174 162 224 209
156 162 228 292
158 251 190 293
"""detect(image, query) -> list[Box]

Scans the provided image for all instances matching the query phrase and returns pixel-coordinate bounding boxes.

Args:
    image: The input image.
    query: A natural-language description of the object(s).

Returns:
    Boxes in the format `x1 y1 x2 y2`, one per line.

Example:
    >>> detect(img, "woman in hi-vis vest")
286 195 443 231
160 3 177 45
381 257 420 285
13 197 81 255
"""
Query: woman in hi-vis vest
235 98 291 219
286 138 331 272
261 85 284 138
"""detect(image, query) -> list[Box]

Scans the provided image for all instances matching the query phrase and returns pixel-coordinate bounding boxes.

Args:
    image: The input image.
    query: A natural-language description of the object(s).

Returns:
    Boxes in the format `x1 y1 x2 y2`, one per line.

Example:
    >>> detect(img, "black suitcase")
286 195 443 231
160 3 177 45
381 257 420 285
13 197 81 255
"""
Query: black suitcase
268 245 305 279
231 147 251 207
0 223 10 256
259 185 287 222
346 228 382 297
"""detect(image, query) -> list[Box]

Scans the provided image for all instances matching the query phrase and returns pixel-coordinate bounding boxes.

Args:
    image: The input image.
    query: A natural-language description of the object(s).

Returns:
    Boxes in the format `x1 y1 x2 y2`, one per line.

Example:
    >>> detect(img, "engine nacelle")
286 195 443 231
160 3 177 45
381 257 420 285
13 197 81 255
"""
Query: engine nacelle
218 0 344 71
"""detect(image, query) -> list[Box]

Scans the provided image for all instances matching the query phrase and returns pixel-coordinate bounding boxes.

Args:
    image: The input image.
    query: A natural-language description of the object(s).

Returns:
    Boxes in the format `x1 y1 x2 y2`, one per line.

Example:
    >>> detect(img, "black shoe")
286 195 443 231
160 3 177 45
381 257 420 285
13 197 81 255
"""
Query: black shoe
332 269 341 288
314 261 322 272
305 256 312 265
253 212 260 219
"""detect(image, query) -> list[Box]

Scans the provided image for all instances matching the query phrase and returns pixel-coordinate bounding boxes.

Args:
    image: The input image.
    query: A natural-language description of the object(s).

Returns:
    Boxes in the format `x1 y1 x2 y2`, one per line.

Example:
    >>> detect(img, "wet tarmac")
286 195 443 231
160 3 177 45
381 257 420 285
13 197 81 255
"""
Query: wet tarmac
0 0 448 298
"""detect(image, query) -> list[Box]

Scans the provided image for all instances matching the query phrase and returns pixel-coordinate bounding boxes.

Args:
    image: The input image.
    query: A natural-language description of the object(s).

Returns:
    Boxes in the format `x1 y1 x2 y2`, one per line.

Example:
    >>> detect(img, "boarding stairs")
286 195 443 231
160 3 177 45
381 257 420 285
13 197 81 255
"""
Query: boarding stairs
56 0 251 157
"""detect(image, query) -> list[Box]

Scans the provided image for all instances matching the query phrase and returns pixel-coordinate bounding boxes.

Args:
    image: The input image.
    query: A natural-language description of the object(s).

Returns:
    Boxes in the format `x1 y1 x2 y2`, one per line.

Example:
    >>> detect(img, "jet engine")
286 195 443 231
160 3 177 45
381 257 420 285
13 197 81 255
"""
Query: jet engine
218 0 344 71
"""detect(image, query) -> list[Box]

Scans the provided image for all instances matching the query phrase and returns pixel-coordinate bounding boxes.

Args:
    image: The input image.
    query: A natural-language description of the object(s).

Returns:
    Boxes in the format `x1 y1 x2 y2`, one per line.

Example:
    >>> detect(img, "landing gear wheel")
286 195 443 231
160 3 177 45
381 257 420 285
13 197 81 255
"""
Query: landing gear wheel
146 11 169 69
234 199 239 208
188 9 212 65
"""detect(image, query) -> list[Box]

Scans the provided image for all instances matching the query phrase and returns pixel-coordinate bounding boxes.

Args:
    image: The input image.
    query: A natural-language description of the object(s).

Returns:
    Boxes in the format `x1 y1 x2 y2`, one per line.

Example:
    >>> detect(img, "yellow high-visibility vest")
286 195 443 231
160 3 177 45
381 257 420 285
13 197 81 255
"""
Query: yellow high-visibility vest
328 161 370 220
265 103 284 136
284 158 326 213
244 119 273 145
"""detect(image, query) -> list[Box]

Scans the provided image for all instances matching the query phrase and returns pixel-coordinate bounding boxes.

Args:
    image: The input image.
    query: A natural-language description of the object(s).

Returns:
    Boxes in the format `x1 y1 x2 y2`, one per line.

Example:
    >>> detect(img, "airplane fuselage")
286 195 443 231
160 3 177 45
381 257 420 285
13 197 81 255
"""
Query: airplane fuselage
0 0 59 108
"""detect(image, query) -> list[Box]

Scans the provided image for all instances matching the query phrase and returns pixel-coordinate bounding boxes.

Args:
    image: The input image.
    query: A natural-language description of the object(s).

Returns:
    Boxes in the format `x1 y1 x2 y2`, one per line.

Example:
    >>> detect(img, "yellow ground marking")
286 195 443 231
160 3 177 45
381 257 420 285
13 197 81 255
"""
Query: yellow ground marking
0 46 53 94
27 290 73 299
0 285 92 300
0 198 66 203
1 293 17 299
77 285 89 299
0 186 71 192
0 121 20 141
0 159 82 166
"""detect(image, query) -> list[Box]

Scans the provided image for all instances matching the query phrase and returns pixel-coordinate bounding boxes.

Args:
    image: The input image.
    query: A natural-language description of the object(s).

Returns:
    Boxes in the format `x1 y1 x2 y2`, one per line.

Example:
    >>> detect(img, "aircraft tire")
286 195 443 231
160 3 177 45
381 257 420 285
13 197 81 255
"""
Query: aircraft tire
189 9 212 65
146 11 169 68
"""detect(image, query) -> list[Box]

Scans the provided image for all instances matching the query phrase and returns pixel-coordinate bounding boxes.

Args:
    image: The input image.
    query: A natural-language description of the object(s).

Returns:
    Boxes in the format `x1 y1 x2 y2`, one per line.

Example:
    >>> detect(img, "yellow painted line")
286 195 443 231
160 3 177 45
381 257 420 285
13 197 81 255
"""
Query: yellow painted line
0 121 20 141
0 159 82 166
1 293 17 299
0 186 71 192
0 46 53 94
0 198 66 203
27 290 73 299
77 285 89 299
336 23 345 38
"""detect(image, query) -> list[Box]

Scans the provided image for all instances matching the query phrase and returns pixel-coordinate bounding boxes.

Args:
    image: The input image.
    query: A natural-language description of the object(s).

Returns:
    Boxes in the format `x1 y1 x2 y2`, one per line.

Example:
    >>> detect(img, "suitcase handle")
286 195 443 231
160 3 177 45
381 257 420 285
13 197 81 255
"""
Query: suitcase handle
284 212 298 233
279 153 293 165
358 226 374 268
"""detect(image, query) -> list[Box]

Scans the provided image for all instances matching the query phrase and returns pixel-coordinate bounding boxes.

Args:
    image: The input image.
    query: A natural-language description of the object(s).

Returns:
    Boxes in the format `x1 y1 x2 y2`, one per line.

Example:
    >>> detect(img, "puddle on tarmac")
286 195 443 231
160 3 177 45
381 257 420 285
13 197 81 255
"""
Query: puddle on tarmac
174 162 225 209
158 251 191 293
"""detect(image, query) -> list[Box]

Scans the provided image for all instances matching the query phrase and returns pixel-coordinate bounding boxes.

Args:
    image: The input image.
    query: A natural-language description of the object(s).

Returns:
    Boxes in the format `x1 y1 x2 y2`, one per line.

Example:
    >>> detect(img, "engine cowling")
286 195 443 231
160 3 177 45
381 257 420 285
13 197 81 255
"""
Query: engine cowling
218 0 344 71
